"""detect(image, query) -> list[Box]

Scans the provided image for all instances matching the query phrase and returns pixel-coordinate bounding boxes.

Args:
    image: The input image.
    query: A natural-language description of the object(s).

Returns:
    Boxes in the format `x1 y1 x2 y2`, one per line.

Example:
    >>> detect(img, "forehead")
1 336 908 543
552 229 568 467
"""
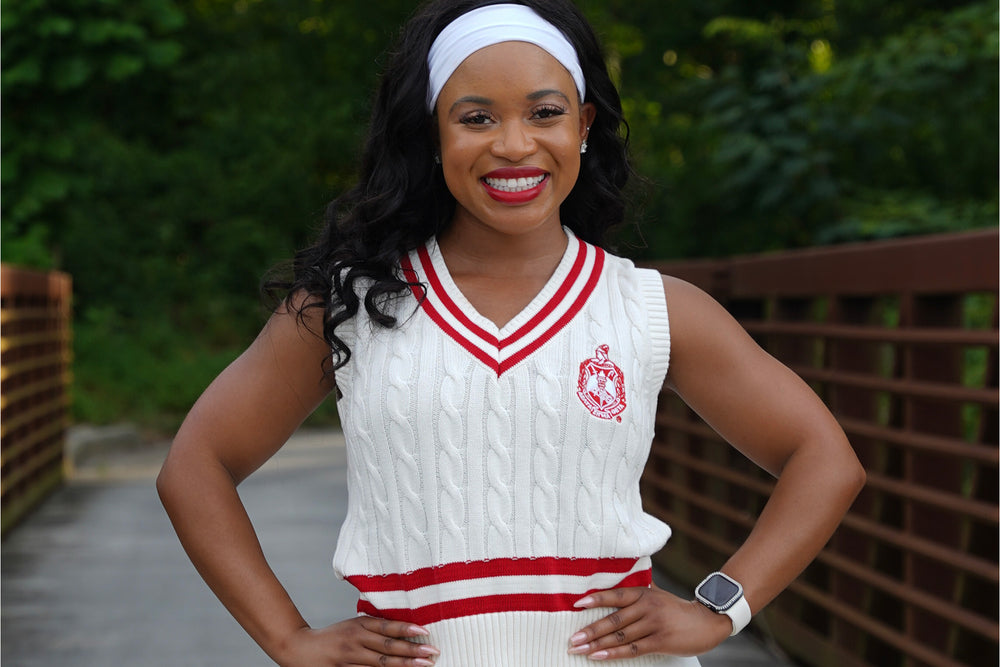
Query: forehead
440 41 578 101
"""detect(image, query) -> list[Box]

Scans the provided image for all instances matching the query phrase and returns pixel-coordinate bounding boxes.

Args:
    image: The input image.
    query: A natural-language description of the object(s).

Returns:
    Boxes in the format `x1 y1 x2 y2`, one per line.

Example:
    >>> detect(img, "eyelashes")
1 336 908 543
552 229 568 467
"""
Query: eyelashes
531 104 567 120
458 104 568 126
459 111 493 125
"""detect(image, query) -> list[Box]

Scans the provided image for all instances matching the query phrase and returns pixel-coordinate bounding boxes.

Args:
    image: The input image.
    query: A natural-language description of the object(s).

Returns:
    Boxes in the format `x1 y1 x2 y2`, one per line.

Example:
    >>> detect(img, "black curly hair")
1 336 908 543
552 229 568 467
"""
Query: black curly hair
267 0 632 373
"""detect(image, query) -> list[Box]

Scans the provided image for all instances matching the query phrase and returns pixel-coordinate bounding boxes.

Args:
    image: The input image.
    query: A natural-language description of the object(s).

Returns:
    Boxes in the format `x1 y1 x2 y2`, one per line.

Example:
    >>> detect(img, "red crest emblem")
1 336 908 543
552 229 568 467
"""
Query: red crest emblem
576 344 626 421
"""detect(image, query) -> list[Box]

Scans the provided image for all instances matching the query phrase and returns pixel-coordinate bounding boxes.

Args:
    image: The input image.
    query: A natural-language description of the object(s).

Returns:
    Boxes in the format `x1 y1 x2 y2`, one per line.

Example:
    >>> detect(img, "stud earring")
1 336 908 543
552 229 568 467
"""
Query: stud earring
434 153 441 164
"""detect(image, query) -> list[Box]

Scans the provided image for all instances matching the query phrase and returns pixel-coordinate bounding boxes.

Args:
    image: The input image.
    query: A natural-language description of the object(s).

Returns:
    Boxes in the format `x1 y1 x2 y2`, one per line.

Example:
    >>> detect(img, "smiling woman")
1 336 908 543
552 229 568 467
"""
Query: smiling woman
436 41 595 245
156 2 865 666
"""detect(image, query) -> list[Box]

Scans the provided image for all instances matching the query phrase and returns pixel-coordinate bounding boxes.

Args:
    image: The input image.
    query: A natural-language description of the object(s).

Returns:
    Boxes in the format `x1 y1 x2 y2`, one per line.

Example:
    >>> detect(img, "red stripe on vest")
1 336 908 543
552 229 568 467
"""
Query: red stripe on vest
402 239 604 376
348 555 644 592
353 570 652 626
498 246 604 375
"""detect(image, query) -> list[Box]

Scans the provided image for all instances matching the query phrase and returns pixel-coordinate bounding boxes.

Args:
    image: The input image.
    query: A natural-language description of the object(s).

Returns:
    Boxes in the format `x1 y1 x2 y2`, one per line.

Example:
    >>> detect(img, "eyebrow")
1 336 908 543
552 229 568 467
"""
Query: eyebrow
527 89 571 102
449 95 493 113
448 89 572 114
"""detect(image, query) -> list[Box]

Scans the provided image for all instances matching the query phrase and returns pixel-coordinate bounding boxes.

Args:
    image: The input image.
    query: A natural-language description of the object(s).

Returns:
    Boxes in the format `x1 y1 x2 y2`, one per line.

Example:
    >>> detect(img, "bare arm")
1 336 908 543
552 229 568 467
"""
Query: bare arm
156 298 336 659
156 298 437 666
662 276 866 613
570 276 865 659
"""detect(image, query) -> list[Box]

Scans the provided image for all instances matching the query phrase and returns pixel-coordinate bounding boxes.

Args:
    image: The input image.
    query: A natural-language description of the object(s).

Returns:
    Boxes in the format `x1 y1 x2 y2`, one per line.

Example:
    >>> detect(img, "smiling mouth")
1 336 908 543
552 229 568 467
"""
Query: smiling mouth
482 174 548 193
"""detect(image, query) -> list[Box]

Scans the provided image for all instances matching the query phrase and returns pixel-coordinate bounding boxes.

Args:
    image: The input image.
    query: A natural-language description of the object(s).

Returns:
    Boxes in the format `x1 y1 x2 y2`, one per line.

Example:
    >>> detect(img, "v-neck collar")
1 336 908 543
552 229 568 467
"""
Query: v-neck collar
400 228 606 377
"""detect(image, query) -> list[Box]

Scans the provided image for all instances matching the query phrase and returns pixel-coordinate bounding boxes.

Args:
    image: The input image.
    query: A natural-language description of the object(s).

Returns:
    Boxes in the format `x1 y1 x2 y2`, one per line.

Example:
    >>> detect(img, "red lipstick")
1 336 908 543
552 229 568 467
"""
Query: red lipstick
481 167 549 204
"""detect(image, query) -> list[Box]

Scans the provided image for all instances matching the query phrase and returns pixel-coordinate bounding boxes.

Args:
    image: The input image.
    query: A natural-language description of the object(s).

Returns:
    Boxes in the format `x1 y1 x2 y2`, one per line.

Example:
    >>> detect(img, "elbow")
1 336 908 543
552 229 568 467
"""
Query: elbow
155 441 192 512
155 453 178 509
847 455 867 497
795 433 867 503
831 441 867 503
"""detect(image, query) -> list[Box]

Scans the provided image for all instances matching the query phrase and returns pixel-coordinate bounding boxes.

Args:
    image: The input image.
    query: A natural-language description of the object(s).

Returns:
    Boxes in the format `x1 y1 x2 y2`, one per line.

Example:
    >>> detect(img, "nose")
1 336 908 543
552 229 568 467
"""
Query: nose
491 120 536 161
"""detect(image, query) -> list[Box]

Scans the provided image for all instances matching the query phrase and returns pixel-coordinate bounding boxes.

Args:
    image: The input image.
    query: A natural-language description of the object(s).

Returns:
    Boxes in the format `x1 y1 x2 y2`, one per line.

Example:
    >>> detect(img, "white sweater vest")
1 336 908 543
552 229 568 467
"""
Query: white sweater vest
331 230 698 666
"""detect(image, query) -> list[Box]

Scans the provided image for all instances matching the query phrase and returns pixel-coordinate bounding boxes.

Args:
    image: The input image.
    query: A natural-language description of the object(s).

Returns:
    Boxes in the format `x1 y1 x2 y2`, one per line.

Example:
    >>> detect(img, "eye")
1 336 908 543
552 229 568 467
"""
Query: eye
531 104 567 120
459 111 494 126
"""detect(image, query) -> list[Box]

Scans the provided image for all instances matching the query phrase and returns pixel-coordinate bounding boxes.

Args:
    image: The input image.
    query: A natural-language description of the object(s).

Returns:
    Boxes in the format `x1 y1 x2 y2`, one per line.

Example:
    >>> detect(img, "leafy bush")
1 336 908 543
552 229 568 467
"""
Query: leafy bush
2 0 995 426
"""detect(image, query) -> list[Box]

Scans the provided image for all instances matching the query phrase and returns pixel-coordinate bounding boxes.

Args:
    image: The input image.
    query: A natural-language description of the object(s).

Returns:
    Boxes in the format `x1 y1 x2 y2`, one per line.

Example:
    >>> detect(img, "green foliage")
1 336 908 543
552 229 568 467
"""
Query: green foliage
2 0 996 426
1 0 185 267
1 219 53 269
72 307 239 428
72 304 339 429
817 190 999 243
603 0 998 258
818 2 999 199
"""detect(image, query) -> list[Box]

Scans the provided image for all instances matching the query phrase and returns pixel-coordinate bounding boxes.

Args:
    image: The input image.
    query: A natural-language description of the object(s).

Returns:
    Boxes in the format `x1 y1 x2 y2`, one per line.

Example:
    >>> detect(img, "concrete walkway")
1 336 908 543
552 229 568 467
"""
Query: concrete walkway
1 429 793 666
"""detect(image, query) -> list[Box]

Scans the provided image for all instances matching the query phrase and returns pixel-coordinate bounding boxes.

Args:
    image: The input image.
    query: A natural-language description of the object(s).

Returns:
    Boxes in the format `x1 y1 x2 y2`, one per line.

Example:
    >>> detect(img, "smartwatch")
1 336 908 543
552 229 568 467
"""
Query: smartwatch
694 572 752 636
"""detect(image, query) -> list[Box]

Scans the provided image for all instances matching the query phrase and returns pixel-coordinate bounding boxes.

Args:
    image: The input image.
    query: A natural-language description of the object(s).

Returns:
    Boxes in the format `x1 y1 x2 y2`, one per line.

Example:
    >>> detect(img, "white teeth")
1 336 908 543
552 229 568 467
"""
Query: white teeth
484 175 546 192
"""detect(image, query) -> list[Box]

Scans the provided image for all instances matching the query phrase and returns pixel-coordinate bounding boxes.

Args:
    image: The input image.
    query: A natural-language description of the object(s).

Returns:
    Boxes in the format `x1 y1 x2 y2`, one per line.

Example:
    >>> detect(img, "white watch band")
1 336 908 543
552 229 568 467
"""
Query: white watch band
724 595 752 636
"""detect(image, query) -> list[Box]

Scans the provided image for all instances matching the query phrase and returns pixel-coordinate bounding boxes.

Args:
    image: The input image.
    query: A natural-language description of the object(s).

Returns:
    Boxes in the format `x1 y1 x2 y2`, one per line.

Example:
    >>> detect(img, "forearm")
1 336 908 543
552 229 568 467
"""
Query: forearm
157 446 308 663
719 437 866 614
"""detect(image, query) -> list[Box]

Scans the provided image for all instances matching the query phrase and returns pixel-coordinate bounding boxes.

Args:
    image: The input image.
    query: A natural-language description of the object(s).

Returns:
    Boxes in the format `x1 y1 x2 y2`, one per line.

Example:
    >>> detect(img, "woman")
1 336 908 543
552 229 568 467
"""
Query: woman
157 1 866 665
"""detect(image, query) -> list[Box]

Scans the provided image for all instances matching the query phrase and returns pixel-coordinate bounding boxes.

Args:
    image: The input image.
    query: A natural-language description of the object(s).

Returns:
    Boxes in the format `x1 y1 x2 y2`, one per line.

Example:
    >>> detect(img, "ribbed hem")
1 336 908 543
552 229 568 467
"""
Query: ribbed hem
419 610 700 666
638 268 671 393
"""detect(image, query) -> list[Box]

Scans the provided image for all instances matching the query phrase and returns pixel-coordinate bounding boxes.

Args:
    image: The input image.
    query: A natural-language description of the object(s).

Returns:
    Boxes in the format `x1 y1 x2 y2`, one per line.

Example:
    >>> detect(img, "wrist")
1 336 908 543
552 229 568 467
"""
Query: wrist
690 598 735 643
694 571 753 636
267 624 313 667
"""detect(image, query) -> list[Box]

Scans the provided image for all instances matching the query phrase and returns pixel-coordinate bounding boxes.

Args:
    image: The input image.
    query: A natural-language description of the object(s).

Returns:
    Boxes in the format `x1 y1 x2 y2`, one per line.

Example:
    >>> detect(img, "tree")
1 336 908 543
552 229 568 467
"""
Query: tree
591 0 998 257
2 0 995 425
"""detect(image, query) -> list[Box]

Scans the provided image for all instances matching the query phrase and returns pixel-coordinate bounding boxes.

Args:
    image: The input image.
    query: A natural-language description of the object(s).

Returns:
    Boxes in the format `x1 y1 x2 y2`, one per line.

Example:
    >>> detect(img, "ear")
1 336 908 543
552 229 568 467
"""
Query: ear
579 102 597 140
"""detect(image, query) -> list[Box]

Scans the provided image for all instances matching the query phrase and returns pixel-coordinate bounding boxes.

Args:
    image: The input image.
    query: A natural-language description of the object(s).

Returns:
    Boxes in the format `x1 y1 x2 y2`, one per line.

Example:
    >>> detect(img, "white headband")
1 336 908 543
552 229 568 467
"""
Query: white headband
426 3 586 112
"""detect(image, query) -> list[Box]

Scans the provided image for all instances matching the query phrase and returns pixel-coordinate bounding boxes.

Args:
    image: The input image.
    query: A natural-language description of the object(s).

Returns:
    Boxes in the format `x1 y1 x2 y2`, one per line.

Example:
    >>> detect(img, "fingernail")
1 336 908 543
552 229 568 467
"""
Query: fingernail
415 660 434 667
418 645 441 657
574 596 595 608
589 650 610 661
567 643 590 654
409 625 430 636
569 632 588 645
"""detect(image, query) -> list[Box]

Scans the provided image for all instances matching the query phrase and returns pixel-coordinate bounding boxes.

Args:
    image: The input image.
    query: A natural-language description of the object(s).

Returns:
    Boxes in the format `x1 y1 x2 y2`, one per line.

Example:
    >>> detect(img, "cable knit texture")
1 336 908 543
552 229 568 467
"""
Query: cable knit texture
332 229 695 666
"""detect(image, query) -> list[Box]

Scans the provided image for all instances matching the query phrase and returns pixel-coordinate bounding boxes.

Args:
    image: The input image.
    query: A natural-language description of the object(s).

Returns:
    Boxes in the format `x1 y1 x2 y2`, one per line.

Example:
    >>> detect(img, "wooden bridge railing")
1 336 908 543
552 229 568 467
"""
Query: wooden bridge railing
642 229 998 667
1 264 72 535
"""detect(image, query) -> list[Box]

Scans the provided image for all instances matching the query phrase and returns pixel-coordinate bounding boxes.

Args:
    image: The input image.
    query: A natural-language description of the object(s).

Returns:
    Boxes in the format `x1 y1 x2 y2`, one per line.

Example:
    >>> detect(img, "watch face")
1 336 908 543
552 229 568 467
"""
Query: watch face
698 573 741 609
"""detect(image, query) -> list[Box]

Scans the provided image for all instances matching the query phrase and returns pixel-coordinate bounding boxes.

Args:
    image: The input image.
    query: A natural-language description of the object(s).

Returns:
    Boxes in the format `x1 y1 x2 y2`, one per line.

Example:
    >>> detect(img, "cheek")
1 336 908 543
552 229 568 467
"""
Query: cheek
440 133 481 171
552 128 584 164
554 142 582 180
439 146 481 200
441 167 470 198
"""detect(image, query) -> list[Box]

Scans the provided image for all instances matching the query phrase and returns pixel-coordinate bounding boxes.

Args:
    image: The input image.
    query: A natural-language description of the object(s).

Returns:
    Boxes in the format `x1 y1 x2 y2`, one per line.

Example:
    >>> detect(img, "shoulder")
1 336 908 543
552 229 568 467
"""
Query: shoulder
259 292 336 382
275 289 329 343
659 273 740 323
656 274 766 385
594 251 670 310
659 274 715 312
594 246 652 283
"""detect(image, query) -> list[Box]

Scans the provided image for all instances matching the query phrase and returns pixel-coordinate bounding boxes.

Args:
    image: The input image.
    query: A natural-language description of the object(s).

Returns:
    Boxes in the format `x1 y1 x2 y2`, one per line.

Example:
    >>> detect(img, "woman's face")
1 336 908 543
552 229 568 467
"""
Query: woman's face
434 41 596 238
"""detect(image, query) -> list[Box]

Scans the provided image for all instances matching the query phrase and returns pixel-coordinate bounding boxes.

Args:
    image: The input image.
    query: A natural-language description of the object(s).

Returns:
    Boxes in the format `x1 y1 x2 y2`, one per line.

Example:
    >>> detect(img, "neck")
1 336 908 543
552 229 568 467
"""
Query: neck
437 221 569 279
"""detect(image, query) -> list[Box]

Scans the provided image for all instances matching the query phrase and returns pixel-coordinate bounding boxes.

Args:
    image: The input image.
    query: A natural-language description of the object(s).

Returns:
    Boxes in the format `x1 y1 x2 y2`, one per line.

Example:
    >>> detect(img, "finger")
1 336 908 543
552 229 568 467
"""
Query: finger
568 616 652 656
573 635 662 662
358 632 441 662
347 649 438 667
360 618 431 639
361 634 439 658
574 586 645 611
569 589 648 647
344 624 439 667
357 618 439 658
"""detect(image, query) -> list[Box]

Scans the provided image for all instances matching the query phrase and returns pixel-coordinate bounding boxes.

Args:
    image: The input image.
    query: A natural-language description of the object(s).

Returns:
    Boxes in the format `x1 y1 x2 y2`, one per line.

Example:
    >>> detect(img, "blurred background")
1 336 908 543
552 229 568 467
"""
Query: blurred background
2 3 997 666
2 0 997 432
